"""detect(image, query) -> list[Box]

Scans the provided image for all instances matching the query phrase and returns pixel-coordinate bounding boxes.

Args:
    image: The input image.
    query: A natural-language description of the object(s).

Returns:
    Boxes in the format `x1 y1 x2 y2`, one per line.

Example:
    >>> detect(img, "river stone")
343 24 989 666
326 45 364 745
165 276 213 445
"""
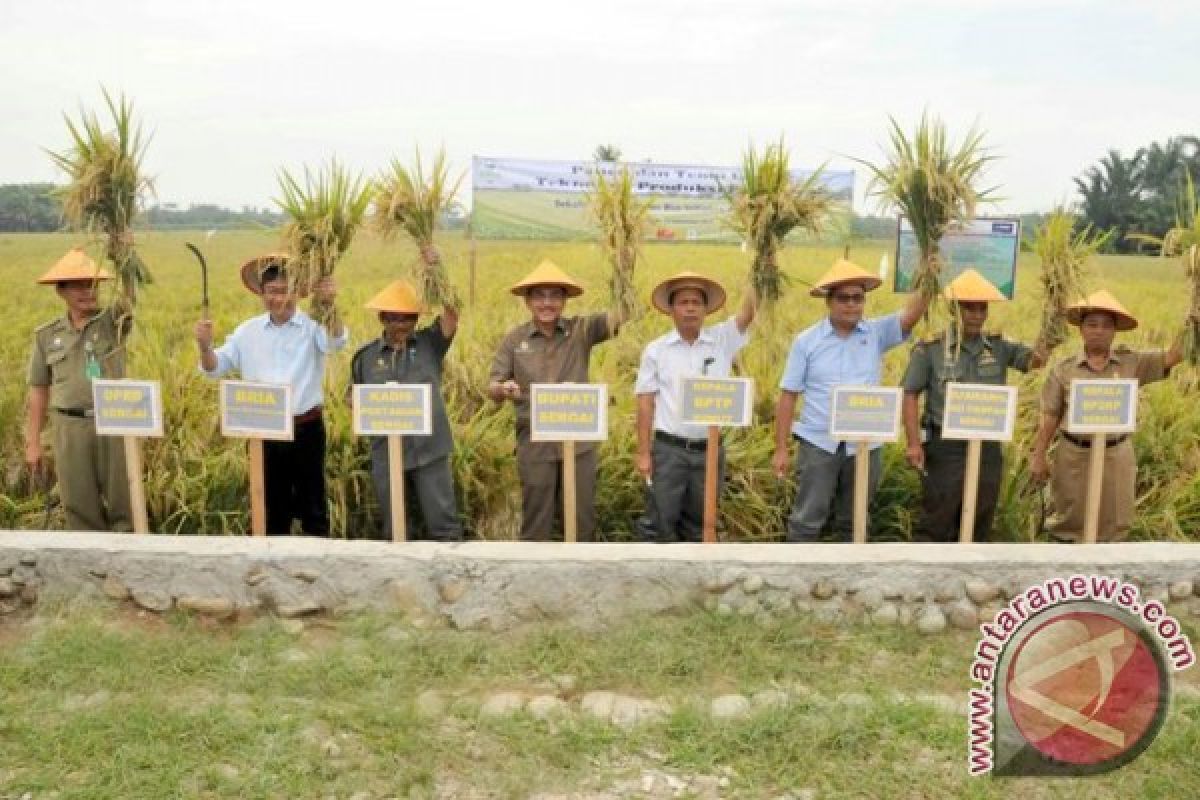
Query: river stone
480 691 524 717
132 588 172 613
527 694 570 719
710 694 751 720
946 600 978 631
741 574 764 594
916 606 947 635
177 596 235 616
965 579 1000 605
870 602 900 626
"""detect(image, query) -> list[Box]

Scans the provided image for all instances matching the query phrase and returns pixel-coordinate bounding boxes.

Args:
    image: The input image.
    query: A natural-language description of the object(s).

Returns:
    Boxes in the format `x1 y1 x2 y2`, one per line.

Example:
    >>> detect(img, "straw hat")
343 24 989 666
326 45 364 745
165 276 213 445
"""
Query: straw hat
509 259 584 298
943 269 1006 303
810 258 882 297
1065 289 1138 332
37 248 110 285
365 280 426 314
239 252 293 295
650 271 726 315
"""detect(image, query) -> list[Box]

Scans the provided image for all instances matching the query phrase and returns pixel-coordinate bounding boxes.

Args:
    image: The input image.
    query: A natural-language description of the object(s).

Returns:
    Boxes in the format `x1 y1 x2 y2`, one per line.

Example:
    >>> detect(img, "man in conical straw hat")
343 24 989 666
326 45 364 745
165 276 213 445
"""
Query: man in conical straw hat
194 253 347 536
633 272 757 541
351 280 462 541
901 269 1048 541
774 258 929 542
1030 289 1185 542
487 259 628 541
25 248 134 531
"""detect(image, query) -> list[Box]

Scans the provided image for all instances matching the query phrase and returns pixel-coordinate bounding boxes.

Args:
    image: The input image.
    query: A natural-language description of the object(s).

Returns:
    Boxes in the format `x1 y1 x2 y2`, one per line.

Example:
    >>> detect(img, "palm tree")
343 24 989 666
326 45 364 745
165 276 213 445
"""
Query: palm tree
1074 149 1144 252
593 144 622 162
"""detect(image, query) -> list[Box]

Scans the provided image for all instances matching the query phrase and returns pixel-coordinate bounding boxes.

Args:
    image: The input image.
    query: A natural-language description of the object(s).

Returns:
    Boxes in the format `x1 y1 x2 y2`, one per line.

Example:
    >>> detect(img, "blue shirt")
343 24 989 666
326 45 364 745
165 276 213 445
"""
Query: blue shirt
779 313 907 454
200 310 348 414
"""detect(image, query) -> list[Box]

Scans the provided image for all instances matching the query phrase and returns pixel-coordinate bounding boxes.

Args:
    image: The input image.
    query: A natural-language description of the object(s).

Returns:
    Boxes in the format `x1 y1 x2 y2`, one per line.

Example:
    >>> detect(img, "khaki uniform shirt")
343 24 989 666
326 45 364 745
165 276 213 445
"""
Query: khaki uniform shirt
902 332 1034 431
1040 346 1167 422
488 312 612 462
27 305 131 409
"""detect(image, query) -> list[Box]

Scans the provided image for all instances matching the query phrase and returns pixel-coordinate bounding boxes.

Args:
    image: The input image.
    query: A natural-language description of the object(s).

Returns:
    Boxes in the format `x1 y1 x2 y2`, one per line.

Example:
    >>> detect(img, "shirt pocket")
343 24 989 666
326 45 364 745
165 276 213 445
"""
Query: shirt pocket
45 348 70 383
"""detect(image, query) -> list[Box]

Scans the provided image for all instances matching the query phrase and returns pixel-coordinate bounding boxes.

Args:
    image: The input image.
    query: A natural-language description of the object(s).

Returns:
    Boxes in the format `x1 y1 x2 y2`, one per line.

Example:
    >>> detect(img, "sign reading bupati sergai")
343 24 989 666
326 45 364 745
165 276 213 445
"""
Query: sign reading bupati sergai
1066 379 1137 434
680 377 752 427
530 383 607 441
352 384 432 436
219 380 293 440
941 383 1017 441
92 379 163 437
830 387 901 441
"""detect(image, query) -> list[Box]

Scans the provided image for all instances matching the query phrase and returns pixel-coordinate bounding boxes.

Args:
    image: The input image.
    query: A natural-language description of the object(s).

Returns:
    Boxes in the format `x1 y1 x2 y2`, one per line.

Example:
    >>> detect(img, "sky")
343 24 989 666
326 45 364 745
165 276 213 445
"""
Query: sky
1 0 1195 213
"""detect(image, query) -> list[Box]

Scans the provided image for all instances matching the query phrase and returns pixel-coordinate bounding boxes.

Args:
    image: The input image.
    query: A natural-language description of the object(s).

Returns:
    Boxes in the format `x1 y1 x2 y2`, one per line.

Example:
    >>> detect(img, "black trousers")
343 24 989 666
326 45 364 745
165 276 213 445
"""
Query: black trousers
914 436 1003 542
263 416 329 536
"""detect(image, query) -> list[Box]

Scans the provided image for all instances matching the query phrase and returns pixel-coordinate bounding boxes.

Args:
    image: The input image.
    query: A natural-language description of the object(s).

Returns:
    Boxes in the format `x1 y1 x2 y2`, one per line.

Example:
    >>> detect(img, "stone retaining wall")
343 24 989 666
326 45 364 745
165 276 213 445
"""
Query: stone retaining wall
2 533 1200 633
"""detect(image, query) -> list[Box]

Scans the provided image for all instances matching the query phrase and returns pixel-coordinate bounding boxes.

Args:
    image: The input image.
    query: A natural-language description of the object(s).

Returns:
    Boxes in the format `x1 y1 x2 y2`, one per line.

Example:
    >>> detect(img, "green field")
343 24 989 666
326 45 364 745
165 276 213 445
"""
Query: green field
1 231 1197 539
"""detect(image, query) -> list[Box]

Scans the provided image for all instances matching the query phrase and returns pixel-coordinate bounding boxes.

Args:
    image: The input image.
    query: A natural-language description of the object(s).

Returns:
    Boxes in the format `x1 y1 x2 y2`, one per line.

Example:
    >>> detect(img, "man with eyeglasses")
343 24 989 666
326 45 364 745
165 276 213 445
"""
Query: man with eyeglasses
488 260 626 541
773 259 928 542
351 280 462 540
194 253 347 536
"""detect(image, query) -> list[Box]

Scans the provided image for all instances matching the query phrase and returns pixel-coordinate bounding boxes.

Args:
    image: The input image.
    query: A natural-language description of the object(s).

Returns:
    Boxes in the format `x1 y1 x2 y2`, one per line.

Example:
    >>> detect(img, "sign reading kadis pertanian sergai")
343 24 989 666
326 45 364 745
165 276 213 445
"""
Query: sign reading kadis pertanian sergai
941 383 1017 441
92 379 163 437
352 384 432 437
471 156 854 242
680 377 753 427
219 380 293 441
895 217 1021 299
1066 379 1138 434
830 386 902 441
530 383 608 441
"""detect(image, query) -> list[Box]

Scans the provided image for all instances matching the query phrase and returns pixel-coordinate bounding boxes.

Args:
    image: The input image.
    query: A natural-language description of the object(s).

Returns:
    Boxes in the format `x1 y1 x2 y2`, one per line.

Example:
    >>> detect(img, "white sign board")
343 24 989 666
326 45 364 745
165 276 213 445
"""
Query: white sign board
1066 379 1138 434
219 380 293 440
530 383 608 441
941 383 1018 441
92 379 163 437
352 384 433 436
830 386 902 442
680 377 753 427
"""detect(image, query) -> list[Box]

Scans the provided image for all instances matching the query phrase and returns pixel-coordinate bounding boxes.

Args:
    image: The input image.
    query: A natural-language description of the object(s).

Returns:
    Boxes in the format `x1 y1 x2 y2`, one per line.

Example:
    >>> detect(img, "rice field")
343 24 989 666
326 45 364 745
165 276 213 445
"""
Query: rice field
1 230 1198 540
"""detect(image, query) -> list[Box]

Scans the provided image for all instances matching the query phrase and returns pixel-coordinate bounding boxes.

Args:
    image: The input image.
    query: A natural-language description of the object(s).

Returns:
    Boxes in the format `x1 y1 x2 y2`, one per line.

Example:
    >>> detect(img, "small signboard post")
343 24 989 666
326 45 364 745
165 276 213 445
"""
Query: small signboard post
92 379 163 533
352 384 433 542
830 387 902 544
530 383 608 543
680 377 753 543
219 381 292 536
940 383 1018 543
1066 379 1138 544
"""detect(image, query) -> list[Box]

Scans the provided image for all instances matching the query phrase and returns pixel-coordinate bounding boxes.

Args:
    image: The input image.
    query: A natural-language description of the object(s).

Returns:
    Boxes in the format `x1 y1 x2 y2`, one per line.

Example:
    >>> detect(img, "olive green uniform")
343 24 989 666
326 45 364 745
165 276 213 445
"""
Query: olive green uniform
27 306 132 531
902 332 1034 541
1040 347 1168 542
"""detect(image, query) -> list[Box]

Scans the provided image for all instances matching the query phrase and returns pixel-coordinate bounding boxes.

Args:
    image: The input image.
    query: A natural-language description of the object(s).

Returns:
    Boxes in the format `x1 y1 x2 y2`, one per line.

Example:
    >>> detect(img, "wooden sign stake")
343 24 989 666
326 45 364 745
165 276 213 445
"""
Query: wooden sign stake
958 439 983 544
852 439 870 544
248 439 266 536
388 435 407 542
702 426 720 543
122 436 149 533
562 440 577 543
1082 432 1106 544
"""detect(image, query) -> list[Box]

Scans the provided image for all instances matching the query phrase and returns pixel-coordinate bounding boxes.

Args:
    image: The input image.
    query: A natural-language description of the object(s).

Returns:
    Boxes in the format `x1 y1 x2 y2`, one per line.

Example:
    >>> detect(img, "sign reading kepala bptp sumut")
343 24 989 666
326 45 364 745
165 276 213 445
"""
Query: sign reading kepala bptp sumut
680 377 753 427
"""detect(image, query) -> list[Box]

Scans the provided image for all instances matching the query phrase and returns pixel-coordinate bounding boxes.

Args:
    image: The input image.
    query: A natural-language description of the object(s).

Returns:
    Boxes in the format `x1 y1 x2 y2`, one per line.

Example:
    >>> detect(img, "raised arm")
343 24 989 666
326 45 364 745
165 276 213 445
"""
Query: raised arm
898 290 932 335
734 284 759 334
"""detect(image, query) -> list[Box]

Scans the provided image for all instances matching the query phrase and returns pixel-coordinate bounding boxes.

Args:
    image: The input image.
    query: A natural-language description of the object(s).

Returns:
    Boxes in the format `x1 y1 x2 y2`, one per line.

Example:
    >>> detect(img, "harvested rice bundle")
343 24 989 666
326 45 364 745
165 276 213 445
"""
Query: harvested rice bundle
587 164 651 324
372 147 463 308
724 139 839 306
47 88 152 326
1030 209 1108 354
276 158 372 324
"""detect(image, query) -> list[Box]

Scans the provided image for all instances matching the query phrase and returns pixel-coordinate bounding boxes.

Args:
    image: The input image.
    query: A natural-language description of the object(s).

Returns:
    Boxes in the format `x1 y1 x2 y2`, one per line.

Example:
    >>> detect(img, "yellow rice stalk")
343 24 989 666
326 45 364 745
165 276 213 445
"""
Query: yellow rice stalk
724 139 840 306
1031 209 1109 354
586 164 651 323
1133 172 1200 364
372 147 464 308
276 159 372 324
46 88 153 327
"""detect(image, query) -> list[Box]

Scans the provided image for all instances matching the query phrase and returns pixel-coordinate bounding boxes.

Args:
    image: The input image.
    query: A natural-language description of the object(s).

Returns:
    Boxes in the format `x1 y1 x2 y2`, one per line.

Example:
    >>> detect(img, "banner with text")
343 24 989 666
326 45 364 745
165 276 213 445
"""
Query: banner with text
895 217 1021 298
472 156 854 241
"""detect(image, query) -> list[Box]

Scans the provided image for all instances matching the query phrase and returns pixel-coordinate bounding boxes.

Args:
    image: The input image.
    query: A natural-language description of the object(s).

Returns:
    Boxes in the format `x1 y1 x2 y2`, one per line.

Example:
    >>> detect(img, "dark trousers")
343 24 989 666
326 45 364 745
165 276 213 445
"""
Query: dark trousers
263 416 329 536
369 449 462 541
786 437 881 542
648 437 725 543
517 444 598 541
915 437 1003 542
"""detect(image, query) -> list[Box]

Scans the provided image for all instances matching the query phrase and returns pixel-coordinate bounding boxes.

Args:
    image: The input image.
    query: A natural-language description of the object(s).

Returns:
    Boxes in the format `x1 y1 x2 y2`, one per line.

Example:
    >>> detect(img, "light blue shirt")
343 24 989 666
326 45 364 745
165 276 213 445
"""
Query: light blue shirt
200 310 348 414
779 313 907 454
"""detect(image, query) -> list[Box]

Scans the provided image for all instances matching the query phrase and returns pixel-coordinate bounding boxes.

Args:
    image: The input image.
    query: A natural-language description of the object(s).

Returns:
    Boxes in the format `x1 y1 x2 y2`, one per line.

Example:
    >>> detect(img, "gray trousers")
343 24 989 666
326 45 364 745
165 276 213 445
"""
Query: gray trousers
786 437 881 542
370 448 462 541
517 445 598 542
649 437 725 543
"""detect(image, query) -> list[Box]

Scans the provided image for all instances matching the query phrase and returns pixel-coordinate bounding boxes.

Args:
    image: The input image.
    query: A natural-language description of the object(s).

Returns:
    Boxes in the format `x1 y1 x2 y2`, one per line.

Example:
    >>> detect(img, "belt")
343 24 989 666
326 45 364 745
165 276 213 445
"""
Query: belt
53 407 94 419
294 406 323 425
655 430 709 452
1062 432 1128 449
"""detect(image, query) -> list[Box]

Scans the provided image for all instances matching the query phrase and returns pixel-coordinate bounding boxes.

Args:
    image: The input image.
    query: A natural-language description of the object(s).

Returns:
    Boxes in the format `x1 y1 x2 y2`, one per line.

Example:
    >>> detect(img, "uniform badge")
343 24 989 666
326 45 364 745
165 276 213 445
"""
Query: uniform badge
979 352 997 367
52 337 62 347
519 341 530 352
376 358 386 368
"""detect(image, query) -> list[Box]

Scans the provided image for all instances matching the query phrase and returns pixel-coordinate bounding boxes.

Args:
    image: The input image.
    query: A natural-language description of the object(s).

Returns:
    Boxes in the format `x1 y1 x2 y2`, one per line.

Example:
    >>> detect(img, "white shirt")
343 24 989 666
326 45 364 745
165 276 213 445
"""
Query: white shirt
200 310 348 414
634 316 749 440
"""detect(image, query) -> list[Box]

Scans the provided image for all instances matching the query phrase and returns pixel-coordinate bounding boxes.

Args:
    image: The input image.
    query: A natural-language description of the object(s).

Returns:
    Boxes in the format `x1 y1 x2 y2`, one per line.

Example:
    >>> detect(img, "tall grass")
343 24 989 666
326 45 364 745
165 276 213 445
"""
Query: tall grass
586 164 651 325
1030 209 1109 354
1 231 1197 541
